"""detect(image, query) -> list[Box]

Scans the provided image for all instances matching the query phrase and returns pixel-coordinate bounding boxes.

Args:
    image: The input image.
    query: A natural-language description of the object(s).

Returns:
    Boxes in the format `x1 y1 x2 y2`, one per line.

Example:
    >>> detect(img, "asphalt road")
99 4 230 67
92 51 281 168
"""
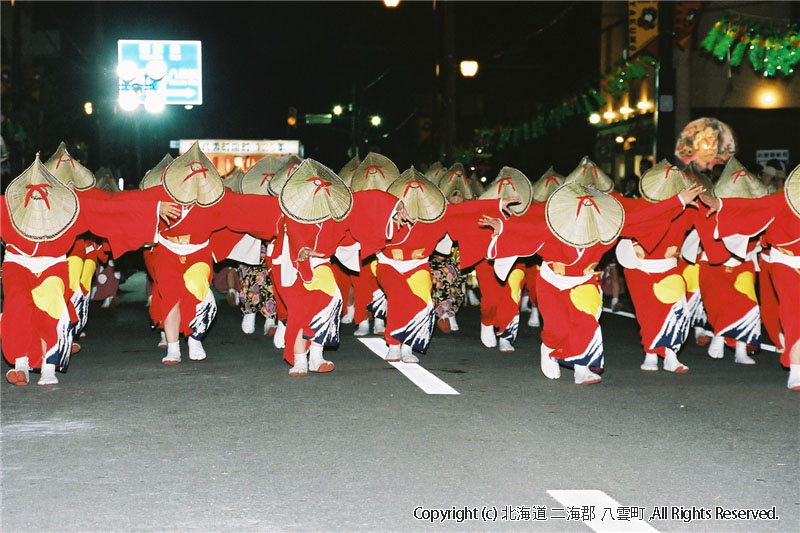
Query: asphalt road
2 272 798 532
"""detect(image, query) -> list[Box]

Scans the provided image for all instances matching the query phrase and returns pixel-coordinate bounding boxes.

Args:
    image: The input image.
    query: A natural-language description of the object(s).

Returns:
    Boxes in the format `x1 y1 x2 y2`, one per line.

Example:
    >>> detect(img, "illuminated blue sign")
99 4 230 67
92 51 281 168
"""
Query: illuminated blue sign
117 40 202 107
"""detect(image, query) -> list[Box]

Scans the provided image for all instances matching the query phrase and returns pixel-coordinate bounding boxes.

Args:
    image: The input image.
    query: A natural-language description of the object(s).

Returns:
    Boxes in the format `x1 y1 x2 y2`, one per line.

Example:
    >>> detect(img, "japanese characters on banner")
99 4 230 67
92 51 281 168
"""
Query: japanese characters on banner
628 1 659 57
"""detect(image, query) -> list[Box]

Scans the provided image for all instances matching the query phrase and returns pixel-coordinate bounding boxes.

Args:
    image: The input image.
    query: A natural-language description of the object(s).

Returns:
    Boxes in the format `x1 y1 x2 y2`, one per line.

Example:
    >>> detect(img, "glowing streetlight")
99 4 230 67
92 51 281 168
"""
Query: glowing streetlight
333 105 343 116
588 113 601 124
370 115 382 127
117 61 138 82
459 60 479 77
119 91 140 111
383 0 401 7
619 105 633 115
144 92 166 113
603 110 617 121
84 101 94 115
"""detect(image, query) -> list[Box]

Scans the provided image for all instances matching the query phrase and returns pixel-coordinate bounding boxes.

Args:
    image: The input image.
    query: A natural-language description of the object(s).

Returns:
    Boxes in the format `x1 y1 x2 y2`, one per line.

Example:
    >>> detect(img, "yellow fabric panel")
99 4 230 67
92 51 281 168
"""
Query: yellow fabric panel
507 268 525 305
734 271 757 302
682 263 700 293
183 262 211 302
67 256 83 291
80 259 97 292
569 283 602 316
303 264 337 296
407 269 432 304
369 259 378 277
653 274 686 304
31 276 67 319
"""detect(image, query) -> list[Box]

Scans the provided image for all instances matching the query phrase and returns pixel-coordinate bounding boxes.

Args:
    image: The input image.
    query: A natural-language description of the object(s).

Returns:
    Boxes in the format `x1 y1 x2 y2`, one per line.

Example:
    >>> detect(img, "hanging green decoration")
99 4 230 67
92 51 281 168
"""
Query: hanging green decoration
700 16 799 77
702 19 727 52
730 36 749 66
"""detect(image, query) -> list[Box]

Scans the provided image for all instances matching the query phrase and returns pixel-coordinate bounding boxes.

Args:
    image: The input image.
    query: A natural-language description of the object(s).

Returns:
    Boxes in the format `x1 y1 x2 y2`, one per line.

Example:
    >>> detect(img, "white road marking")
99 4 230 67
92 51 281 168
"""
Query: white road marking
602 308 779 352
547 490 659 532
357 337 459 395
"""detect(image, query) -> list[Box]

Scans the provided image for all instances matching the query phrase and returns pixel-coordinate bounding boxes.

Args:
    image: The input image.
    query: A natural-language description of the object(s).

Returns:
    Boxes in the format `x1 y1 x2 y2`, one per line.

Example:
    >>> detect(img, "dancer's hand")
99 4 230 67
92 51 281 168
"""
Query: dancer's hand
700 194 721 217
297 247 325 262
500 196 521 216
479 215 502 236
678 183 705 208
159 202 180 222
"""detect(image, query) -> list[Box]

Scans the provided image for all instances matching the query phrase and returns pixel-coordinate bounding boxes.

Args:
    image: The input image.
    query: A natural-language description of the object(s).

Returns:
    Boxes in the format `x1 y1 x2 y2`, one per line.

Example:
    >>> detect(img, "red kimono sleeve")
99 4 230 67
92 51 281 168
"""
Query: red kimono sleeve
620 196 685 254
439 199 506 268
77 192 162 258
210 192 283 242
345 190 399 260
692 206 732 264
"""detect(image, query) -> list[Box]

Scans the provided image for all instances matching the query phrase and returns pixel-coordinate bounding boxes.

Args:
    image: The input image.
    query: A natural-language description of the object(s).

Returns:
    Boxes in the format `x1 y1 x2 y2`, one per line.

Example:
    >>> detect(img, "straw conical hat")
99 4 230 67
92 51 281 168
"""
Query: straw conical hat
639 159 694 203
5 155 80 242
338 155 361 188
532 167 564 203
139 154 174 190
438 163 475 200
785 163 800 217
95 167 120 193
545 182 624 247
222 168 245 193
351 152 399 193
713 157 768 199
424 161 447 183
387 167 446 223
43 142 96 191
163 142 225 206
479 166 532 216
279 159 352 223
683 162 715 198
240 156 291 196
267 155 304 196
563 156 614 193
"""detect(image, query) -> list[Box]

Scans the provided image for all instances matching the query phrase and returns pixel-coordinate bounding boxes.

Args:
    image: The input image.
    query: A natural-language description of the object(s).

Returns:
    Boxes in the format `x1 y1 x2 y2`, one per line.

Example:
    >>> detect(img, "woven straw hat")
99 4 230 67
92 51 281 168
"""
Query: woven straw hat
5 155 80 242
267 155 304 196
163 142 225 206
338 155 361 188
713 157 768 199
424 161 446 182
683 162 715 198
240 156 291 196
351 152 400 193
532 166 564 203
95 167 120 193
222 168 245 193
545 182 624 247
279 159 353 223
785 163 800 217
387 167 446 223
43 142 96 191
563 156 614 193
438 163 475 200
139 154 174 190
479 166 532 216
639 159 694 203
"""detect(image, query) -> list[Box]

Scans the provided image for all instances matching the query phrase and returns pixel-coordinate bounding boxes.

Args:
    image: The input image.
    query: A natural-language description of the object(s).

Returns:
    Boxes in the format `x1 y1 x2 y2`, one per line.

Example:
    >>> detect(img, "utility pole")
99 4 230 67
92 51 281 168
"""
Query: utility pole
655 1 676 161
442 0 457 162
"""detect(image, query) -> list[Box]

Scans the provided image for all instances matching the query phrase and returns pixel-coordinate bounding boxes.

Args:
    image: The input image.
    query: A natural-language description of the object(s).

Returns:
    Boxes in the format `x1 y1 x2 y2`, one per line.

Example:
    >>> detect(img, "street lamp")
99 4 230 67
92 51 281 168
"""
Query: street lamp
84 102 94 115
383 0 401 7
370 115 382 127
333 105 343 116
459 60 479 77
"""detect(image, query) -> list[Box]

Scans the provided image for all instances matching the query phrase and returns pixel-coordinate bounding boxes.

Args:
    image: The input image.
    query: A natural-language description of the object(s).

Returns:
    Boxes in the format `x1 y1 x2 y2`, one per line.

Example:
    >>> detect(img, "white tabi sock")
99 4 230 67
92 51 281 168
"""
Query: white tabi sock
640 353 659 371
289 351 308 376
708 336 725 359
734 341 756 365
162 342 181 364
308 344 334 372
788 365 800 391
188 337 207 361
540 343 561 380
38 363 58 385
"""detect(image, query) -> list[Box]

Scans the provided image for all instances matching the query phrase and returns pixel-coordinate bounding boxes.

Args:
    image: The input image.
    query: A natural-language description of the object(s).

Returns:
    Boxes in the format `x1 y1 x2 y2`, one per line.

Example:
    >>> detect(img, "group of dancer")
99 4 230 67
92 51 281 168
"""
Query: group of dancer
2 141 798 390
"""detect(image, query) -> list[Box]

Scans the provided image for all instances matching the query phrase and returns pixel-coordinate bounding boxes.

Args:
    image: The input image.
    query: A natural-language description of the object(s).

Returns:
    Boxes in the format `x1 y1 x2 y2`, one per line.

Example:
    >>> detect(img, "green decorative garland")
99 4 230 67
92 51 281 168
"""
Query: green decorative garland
700 16 800 77
469 55 657 154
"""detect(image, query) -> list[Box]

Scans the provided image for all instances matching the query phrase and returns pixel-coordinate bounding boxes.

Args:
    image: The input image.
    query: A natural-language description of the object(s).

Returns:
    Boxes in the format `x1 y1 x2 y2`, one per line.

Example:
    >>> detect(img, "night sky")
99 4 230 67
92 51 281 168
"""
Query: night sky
6 1 601 180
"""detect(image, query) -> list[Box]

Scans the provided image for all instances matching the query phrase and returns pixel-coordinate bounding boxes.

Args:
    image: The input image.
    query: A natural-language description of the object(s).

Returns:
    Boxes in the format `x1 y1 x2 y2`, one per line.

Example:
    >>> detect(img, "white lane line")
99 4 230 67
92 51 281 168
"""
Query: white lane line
358 337 459 395
547 490 659 532
602 308 779 352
